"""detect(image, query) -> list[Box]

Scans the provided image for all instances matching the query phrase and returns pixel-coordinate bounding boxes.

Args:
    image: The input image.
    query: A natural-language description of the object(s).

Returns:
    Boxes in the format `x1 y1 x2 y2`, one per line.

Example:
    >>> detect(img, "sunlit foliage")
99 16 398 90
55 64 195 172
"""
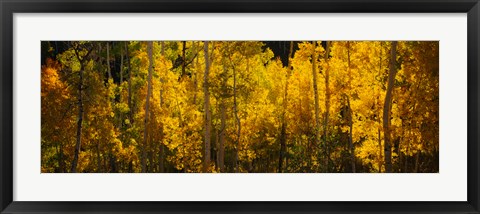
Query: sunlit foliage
41 41 439 173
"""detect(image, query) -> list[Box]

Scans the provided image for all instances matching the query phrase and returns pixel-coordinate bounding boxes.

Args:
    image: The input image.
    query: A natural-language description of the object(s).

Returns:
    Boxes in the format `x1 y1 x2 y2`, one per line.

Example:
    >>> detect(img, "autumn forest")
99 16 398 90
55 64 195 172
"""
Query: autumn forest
41 41 439 173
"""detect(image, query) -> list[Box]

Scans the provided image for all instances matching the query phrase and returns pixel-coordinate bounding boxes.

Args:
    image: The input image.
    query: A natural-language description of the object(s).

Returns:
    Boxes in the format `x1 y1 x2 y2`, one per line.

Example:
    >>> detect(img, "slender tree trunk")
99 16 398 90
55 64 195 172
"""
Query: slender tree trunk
107 42 117 172
118 42 124 130
182 41 187 78
120 42 124 83
126 42 134 125
71 63 84 173
203 41 212 172
193 54 199 105
142 42 154 173
311 41 322 171
383 41 398 173
103 156 107 172
346 95 355 173
98 43 103 64
346 42 356 173
159 42 166 108
59 142 64 172
159 143 164 172
378 128 382 172
404 141 409 172
96 142 101 172
148 141 153 172
69 43 94 173
377 50 383 173
109 154 117 172
125 43 134 173
414 151 420 172
107 42 112 80
233 60 241 173
323 41 331 172
159 41 165 173
278 41 294 173
218 63 227 172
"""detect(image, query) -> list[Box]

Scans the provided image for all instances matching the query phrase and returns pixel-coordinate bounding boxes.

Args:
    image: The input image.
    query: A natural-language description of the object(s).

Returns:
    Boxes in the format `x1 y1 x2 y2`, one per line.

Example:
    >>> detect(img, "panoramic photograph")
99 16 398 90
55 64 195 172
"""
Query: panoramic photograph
41 41 439 173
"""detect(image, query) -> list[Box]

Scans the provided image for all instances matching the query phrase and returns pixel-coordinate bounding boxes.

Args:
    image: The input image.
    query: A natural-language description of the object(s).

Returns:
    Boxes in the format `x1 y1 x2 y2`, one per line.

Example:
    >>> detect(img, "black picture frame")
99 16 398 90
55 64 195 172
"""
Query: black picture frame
1 0 479 213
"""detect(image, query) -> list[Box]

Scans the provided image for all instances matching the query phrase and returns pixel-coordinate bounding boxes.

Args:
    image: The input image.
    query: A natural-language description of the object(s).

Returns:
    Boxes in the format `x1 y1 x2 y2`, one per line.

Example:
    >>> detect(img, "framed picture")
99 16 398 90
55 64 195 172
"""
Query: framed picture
1 0 479 213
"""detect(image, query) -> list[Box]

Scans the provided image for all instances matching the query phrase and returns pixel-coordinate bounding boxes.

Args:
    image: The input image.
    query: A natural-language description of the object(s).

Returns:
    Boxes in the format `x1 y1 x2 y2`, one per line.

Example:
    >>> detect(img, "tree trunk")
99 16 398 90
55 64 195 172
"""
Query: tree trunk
71 61 84 173
219 102 226 172
69 43 94 173
118 42 124 130
120 42 124 83
278 41 294 173
323 41 331 172
96 142 101 172
383 41 398 173
106 42 112 80
311 41 322 172
377 51 383 173
346 95 355 173
126 42 134 125
59 142 64 172
378 128 382 172
218 62 228 172
159 41 165 173
404 141 409 173
142 42 154 173
203 41 212 172
414 151 420 172
182 41 187 78
346 42 355 173
233 58 241 173
193 54 199 105
159 143 164 173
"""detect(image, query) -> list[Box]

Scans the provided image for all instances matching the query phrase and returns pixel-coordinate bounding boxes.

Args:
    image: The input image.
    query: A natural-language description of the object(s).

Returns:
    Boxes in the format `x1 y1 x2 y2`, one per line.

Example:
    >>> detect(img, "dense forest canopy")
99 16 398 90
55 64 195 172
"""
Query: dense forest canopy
41 41 439 173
